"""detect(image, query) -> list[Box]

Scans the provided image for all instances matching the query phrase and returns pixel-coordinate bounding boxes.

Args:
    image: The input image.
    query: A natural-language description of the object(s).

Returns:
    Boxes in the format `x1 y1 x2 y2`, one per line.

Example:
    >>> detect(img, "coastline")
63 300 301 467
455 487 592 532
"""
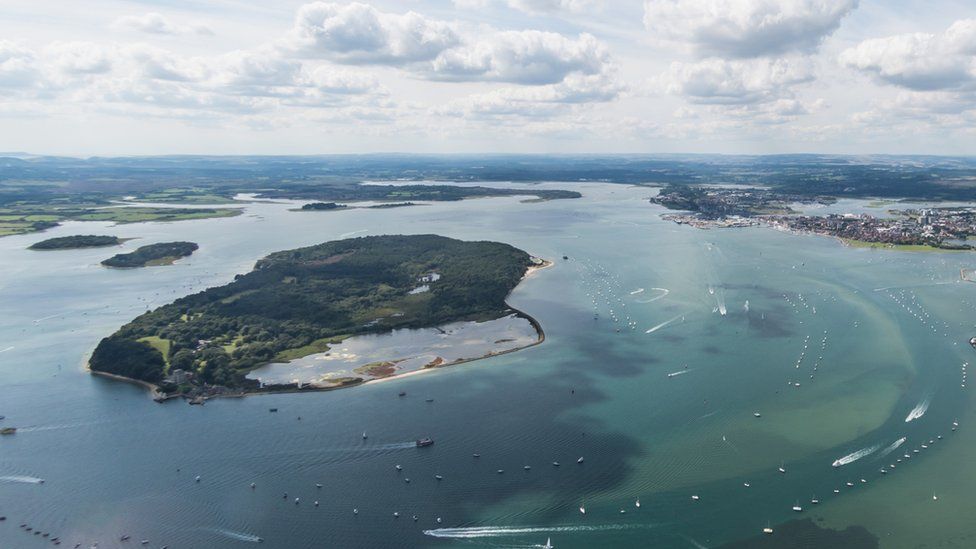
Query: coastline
88 256 551 403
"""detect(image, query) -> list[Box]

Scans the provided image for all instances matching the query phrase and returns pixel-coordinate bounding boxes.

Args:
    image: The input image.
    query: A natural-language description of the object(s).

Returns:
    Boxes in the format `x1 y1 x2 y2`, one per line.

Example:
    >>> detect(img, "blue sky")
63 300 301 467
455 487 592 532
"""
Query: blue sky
1 0 974 156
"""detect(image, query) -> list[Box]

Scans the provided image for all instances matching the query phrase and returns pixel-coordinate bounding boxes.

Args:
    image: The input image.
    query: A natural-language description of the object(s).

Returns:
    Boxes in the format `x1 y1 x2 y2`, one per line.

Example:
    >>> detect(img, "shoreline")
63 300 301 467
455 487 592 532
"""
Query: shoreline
88 256 551 403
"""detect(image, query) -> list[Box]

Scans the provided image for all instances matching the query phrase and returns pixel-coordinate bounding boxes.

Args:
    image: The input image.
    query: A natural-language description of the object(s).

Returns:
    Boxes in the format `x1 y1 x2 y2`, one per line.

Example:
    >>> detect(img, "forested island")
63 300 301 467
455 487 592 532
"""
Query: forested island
101 242 198 268
29 235 123 250
299 202 347 211
88 235 539 398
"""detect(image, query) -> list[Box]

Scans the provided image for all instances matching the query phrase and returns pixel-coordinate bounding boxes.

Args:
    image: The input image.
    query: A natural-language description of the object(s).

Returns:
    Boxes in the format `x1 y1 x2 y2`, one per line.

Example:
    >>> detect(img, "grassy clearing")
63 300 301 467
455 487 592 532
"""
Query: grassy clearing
137 336 171 368
274 336 349 362
842 238 970 252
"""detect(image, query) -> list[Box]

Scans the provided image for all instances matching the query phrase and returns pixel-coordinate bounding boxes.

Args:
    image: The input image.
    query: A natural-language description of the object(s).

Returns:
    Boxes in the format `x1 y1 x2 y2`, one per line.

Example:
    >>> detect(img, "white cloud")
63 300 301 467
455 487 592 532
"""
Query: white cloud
840 19 976 91
282 2 460 65
44 42 114 75
282 3 615 87
662 57 815 105
507 0 600 14
0 41 40 89
112 12 214 36
430 31 609 84
438 70 622 120
644 0 858 58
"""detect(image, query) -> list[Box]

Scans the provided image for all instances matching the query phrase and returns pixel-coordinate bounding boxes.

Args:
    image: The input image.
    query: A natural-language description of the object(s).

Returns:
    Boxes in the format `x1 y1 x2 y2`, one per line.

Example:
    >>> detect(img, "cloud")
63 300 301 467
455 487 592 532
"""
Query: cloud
112 12 214 36
644 0 858 58
507 0 601 14
430 31 609 84
44 42 114 75
0 41 40 89
282 3 615 88
840 19 976 91
438 69 622 119
662 57 815 105
282 2 460 64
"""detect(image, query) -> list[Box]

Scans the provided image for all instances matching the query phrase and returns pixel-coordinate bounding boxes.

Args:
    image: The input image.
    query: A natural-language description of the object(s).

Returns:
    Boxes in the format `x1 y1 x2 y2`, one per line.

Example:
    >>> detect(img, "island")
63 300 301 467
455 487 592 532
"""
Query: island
101 242 199 268
299 202 347 211
29 235 124 250
88 234 545 401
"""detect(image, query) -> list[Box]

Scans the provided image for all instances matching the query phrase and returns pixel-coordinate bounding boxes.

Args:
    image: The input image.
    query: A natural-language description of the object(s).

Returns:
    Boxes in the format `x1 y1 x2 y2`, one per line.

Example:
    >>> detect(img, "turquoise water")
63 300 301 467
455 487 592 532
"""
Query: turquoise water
0 184 973 548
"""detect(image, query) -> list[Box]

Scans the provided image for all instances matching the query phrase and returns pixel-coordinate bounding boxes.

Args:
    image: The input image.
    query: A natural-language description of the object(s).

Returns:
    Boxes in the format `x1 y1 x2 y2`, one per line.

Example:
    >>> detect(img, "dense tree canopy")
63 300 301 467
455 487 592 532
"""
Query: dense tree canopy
89 235 534 388
101 242 198 268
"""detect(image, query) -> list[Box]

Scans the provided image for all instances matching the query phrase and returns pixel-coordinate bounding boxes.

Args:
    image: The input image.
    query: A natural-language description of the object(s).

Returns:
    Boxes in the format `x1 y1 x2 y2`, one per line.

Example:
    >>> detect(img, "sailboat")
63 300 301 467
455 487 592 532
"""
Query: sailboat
544 538 554 549
763 521 773 535
792 501 802 512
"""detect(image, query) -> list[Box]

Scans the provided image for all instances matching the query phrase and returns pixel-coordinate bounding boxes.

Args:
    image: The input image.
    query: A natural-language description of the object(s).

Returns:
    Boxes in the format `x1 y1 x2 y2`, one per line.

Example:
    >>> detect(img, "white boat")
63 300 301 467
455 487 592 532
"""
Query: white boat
763 526 773 534
579 505 586 515
362 432 367 439
691 495 700 501
544 537 554 549
792 502 802 512
635 499 640 508
577 457 584 464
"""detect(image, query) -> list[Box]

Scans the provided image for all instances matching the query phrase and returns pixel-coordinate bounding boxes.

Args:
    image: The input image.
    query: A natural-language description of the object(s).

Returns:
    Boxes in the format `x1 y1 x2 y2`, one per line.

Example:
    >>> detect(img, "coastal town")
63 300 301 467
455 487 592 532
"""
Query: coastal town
653 187 976 250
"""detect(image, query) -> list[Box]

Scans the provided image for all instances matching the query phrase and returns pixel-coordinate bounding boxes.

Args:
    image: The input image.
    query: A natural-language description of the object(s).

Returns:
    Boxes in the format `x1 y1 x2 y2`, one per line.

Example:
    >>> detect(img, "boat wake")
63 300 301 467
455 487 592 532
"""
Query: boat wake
339 229 368 239
424 524 655 539
645 314 684 334
877 437 907 459
630 288 645 295
371 442 418 450
0 475 45 484
666 369 692 378
832 444 880 467
905 399 930 423
32 314 60 324
0 346 12 354
210 528 264 543
636 288 670 304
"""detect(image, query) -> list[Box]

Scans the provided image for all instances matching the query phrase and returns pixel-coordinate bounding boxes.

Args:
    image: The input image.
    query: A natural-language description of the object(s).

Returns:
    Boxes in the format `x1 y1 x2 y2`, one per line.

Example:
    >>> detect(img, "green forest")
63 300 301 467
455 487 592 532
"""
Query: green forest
89 235 534 389
101 242 199 268
29 235 122 250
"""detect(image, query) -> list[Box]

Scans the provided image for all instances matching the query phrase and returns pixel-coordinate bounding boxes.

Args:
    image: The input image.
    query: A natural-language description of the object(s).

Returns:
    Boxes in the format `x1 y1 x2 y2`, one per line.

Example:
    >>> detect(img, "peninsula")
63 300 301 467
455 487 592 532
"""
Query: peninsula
29 235 124 250
88 234 543 400
101 242 199 268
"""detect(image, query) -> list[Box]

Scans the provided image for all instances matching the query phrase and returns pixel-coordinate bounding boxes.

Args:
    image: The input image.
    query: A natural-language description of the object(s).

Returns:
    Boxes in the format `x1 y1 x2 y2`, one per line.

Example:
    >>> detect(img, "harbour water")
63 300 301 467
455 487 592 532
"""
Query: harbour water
1 183 974 548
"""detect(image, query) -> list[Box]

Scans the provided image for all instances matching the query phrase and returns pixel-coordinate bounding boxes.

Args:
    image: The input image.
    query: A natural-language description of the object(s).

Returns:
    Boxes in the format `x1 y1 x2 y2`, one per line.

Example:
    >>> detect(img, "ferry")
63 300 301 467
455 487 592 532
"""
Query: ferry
416 438 434 447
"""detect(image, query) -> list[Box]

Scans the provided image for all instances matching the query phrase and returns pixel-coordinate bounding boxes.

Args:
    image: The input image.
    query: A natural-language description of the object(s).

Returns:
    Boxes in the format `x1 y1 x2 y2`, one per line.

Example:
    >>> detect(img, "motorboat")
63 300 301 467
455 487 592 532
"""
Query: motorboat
416 438 434 447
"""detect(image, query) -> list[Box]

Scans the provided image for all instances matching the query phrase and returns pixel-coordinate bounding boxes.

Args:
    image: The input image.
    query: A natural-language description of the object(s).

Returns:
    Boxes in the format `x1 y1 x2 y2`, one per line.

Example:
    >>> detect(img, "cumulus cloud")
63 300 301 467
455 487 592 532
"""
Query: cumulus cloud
44 42 114 75
282 2 614 87
644 0 858 58
112 12 214 36
507 0 600 14
430 31 608 84
282 2 460 64
0 41 40 89
840 19 976 91
662 57 815 105
439 69 622 120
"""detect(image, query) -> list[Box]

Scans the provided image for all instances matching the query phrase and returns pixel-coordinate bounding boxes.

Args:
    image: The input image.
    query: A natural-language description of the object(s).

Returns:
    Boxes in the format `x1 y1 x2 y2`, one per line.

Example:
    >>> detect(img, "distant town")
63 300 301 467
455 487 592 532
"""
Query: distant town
653 187 976 250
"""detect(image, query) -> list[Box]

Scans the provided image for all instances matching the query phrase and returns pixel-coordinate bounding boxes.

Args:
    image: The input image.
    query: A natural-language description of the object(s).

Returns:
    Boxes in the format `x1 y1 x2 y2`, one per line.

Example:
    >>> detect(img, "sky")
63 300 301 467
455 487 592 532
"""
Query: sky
0 0 974 156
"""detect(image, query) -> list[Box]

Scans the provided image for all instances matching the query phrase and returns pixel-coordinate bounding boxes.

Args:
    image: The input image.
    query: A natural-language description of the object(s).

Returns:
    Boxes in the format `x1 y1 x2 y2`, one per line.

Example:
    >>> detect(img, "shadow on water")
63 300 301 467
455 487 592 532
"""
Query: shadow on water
717 519 878 549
